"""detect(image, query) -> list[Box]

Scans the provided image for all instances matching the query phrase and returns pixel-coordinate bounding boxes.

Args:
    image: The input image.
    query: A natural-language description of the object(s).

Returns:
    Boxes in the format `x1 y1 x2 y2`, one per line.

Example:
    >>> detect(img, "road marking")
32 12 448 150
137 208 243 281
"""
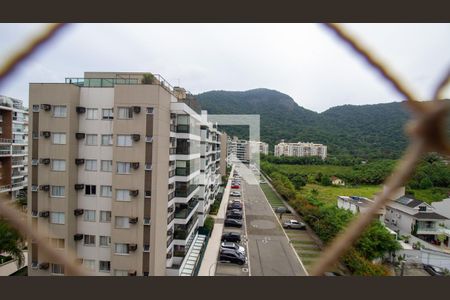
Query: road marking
258 173 309 276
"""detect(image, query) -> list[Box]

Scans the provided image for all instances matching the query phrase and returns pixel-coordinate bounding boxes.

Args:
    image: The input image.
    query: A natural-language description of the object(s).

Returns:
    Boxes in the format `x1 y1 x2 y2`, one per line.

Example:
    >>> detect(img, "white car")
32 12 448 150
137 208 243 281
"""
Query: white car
282 220 306 230
230 191 241 197
220 242 246 255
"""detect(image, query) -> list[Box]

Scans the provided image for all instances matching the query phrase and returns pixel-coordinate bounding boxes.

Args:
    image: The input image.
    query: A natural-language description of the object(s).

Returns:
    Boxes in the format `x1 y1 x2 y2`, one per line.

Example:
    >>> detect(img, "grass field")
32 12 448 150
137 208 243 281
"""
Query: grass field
260 183 284 208
274 164 353 181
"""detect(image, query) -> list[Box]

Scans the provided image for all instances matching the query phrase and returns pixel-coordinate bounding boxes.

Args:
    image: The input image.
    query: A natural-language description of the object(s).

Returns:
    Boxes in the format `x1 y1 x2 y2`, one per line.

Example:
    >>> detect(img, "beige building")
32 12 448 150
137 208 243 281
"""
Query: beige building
28 72 224 276
274 141 327 160
249 140 268 155
0 95 28 200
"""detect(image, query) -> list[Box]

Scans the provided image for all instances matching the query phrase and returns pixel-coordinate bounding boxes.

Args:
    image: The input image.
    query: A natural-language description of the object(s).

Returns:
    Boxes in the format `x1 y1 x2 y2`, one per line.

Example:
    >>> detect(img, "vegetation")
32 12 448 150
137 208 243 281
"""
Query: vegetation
141 73 155 84
0 219 25 267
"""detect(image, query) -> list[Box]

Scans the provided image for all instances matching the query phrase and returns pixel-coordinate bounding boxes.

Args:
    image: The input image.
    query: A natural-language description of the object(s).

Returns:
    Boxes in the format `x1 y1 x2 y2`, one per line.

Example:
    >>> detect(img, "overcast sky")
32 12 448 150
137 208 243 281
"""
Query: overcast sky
0 23 449 112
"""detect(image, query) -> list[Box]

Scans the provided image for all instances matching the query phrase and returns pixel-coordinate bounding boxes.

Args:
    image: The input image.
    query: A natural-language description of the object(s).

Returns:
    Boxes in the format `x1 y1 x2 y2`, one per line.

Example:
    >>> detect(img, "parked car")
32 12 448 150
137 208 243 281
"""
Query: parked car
220 242 246 254
224 218 243 228
219 249 245 265
282 219 306 230
221 232 241 243
230 191 241 197
226 211 243 219
424 264 447 276
227 208 242 214
231 185 240 189
228 203 243 210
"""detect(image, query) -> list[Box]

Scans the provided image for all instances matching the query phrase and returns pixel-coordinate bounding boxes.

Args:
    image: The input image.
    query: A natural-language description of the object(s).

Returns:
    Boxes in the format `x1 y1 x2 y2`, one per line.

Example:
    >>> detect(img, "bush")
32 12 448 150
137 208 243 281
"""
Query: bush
203 216 215 235
343 249 390 276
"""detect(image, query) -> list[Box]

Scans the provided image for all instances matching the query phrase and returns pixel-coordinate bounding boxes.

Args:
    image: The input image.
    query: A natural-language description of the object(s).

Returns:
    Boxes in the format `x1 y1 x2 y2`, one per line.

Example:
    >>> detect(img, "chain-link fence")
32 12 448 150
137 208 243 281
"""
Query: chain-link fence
0 23 449 276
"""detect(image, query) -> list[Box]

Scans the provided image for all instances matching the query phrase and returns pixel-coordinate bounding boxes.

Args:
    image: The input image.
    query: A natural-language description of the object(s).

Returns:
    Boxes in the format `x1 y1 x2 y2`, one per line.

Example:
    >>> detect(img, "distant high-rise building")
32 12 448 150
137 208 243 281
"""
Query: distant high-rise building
0 95 28 200
274 141 327 159
28 72 224 276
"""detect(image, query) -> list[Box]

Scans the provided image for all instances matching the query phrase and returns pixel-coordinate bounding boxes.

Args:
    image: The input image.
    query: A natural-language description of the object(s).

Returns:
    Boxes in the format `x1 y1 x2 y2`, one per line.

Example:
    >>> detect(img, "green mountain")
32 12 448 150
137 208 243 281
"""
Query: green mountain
196 88 445 159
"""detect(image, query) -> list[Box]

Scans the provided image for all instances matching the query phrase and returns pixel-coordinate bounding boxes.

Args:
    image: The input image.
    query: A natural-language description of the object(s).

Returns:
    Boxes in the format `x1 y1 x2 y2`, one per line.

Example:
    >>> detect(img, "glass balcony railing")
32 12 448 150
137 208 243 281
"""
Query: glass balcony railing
173 214 198 240
174 185 198 198
174 200 199 219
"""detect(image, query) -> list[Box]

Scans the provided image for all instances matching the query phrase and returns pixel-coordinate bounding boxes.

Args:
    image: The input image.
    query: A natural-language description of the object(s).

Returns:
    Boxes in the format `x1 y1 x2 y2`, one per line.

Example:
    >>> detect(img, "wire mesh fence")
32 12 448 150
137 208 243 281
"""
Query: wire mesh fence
0 23 449 276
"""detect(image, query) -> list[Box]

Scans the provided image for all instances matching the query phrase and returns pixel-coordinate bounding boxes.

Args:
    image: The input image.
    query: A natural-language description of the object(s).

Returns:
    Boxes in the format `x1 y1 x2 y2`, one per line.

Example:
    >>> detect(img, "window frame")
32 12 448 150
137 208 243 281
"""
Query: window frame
52 105 67 118
52 132 67 145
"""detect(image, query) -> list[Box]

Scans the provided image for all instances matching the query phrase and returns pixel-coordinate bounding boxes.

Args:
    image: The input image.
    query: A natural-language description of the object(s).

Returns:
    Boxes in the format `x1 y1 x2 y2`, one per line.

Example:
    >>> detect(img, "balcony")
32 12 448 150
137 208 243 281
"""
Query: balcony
174 214 198 240
174 184 198 198
174 199 199 220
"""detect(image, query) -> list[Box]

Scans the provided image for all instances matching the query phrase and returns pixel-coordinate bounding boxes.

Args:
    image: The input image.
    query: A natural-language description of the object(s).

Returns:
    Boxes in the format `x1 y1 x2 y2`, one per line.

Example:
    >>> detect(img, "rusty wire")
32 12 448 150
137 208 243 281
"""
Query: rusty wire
0 23 68 89
0 23 449 277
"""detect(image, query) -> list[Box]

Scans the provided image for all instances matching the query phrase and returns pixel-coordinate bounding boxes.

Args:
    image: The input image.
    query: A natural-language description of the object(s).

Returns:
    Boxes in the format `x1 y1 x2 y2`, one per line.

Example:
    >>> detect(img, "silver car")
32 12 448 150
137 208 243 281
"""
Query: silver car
282 219 306 230
220 242 246 255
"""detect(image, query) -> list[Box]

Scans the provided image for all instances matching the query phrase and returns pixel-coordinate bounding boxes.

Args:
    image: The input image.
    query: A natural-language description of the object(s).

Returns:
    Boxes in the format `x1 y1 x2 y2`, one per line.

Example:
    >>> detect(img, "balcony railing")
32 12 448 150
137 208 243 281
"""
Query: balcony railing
176 125 189 133
174 185 198 198
174 200 199 219
173 214 198 240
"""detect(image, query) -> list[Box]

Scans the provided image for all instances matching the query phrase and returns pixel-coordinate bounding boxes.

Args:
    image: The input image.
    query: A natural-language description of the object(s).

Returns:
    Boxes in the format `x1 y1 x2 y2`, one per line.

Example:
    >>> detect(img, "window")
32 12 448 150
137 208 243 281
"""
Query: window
85 159 97 171
101 134 113 146
51 159 66 171
51 263 65 275
83 210 96 222
100 186 112 198
50 186 65 198
50 238 65 249
32 104 40 112
85 134 98 146
84 235 96 246
98 260 111 272
114 269 129 276
85 185 96 196
53 105 67 118
102 108 113 120
419 206 427 212
115 217 130 229
116 189 130 202
99 261 111 272
86 108 98 120
83 259 96 271
52 133 66 145
146 107 154 114
99 211 111 223
50 212 65 224
114 243 129 254
117 162 131 174
117 107 133 119
99 236 111 247
117 135 132 147
100 160 113 172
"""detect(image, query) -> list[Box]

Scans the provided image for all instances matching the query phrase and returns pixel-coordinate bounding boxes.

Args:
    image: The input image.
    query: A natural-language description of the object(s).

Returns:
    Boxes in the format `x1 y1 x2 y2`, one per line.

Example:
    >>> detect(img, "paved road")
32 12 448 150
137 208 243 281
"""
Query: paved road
242 178 307 276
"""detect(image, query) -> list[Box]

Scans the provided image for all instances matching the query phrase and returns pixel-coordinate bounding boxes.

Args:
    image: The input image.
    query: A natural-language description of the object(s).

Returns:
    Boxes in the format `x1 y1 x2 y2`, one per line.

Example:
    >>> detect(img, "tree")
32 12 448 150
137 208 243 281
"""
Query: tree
141 73 155 84
320 176 332 186
0 219 25 267
315 172 323 183
291 174 307 190
419 177 433 189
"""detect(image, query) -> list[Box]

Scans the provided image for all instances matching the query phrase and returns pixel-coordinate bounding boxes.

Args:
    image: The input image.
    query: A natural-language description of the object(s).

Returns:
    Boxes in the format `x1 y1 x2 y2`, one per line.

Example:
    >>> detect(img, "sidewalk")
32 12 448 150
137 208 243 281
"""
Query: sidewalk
197 165 234 276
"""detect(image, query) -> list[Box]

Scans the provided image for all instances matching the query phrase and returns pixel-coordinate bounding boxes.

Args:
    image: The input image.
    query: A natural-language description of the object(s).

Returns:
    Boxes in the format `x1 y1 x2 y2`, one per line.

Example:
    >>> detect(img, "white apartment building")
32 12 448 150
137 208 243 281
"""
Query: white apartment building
249 140 269 155
28 72 224 276
274 141 327 160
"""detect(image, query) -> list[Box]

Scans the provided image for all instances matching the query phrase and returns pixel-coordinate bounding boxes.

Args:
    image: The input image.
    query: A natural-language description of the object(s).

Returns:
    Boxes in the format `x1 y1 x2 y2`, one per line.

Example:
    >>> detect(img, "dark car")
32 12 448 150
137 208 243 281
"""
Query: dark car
424 264 447 276
226 211 243 220
221 232 241 243
228 203 243 210
219 249 245 265
224 218 243 228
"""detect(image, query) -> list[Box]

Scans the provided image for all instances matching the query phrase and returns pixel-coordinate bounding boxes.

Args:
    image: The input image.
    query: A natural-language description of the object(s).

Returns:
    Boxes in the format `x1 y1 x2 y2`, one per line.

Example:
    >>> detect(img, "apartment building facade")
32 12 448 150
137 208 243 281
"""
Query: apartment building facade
0 96 28 200
274 141 327 160
249 140 269 156
28 72 223 276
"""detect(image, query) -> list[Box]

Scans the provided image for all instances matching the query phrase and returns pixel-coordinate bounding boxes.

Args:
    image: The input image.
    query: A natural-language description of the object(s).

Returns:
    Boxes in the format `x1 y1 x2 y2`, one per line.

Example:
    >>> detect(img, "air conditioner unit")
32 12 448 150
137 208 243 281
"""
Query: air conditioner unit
74 209 84 216
31 261 38 269
170 113 176 119
167 229 173 236
143 245 150 252
145 191 151 198
41 131 51 138
131 162 139 169
132 106 141 114
75 132 85 140
166 252 173 259
168 206 174 213
76 106 86 114
143 218 151 225
129 190 139 197
128 244 138 252
38 262 49 270
39 211 50 218
74 184 85 190
145 136 153 143
39 185 50 191
31 185 39 192
40 104 51 111
128 270 137 276
145 163 152 171
74 234 84 241
31 159 39 166
168 183 174 190
40 158 50 165
75 158 85 165
31 210 38 217
129 217 138 224
131 134 140 142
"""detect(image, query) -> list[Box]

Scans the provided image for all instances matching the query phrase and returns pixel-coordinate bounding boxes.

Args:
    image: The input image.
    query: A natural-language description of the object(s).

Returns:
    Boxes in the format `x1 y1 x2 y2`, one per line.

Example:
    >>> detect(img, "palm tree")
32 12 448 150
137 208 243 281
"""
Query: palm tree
0 219 24 268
